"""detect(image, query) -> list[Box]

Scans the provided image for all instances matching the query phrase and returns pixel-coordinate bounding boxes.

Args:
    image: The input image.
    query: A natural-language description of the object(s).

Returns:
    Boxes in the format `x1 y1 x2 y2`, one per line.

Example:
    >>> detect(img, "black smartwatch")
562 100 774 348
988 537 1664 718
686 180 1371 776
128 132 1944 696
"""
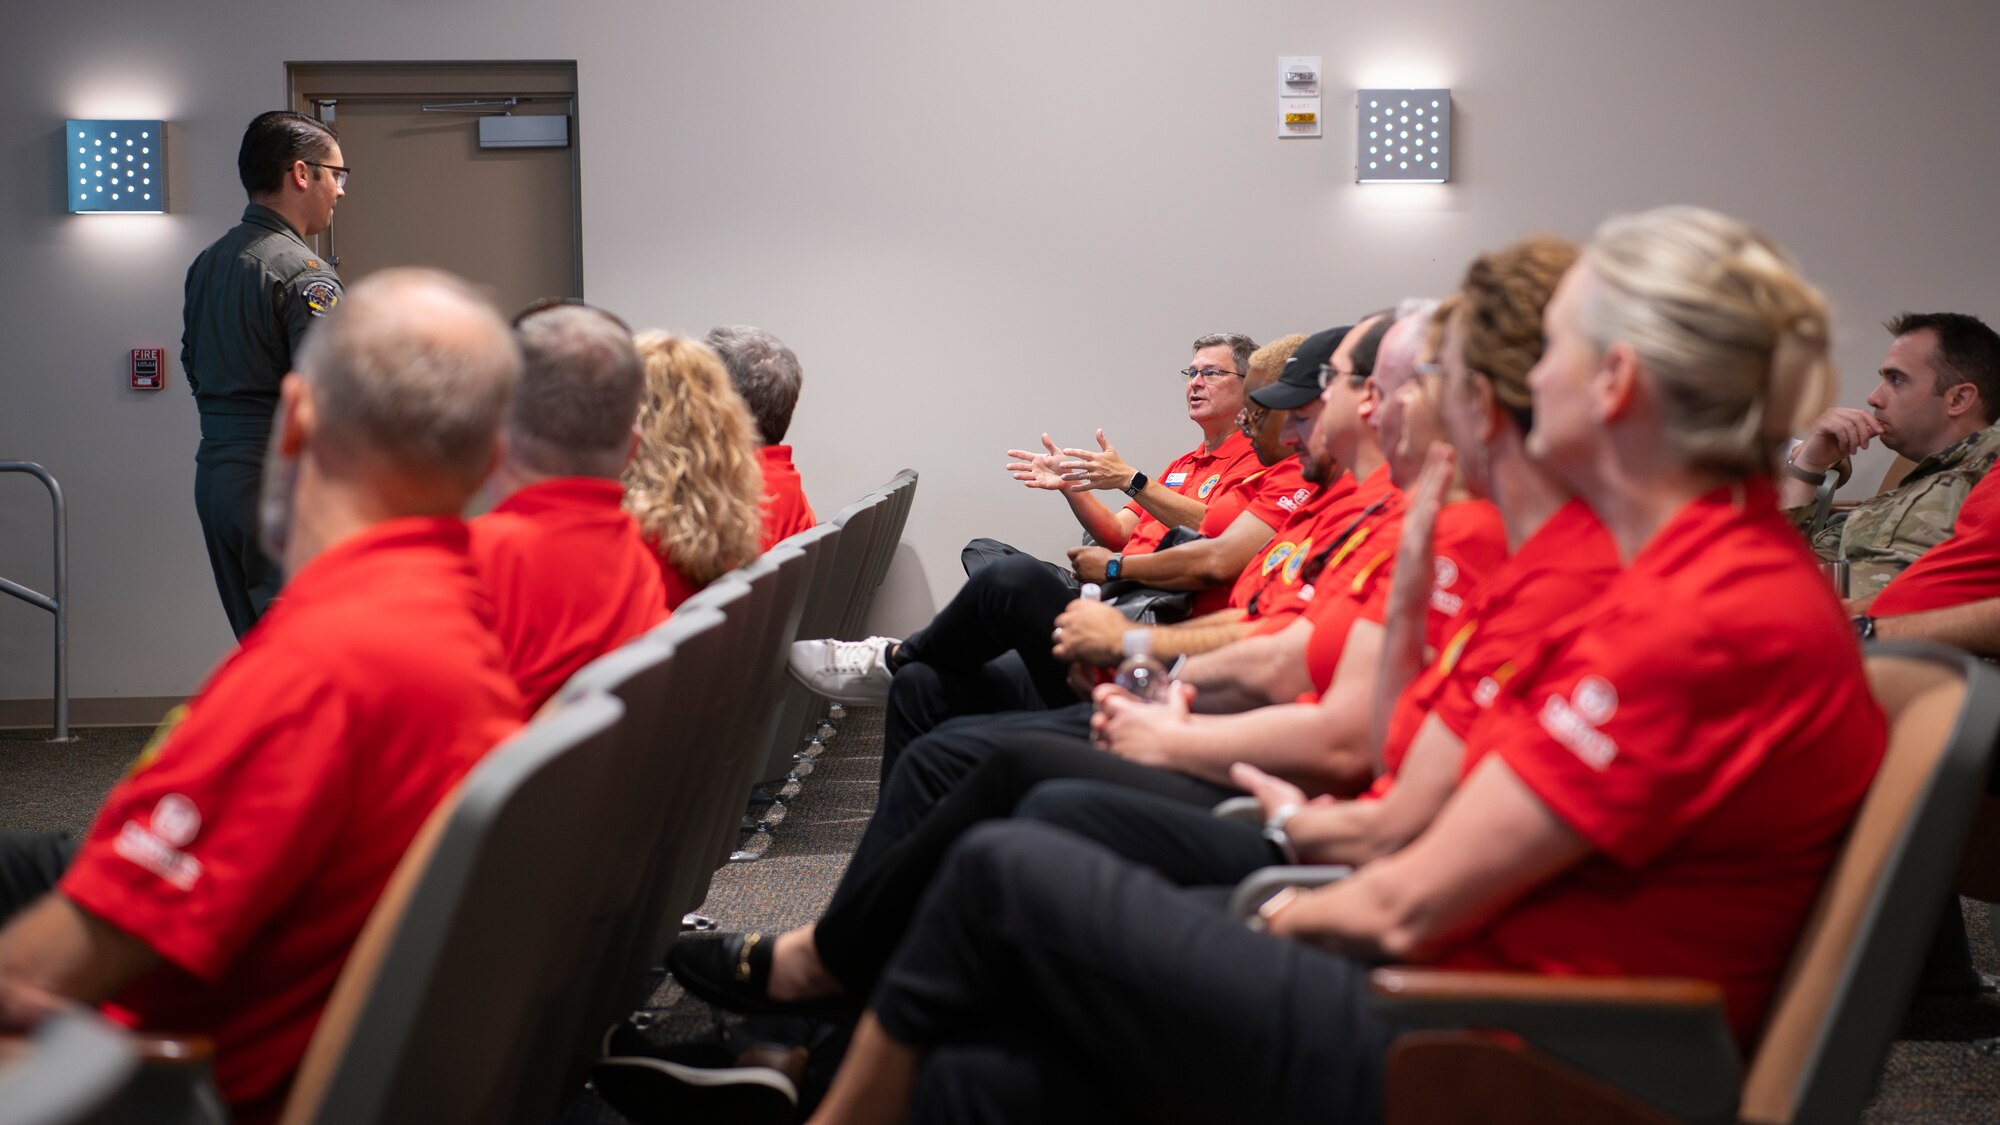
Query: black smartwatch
1852 615 1876 642
1105 554 1124 580
1122 470 1148 498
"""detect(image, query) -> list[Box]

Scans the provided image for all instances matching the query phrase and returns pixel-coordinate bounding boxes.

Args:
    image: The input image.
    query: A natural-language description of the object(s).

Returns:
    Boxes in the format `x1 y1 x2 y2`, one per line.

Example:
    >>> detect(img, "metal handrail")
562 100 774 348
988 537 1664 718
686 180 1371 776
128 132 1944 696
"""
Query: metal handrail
0 461 71 741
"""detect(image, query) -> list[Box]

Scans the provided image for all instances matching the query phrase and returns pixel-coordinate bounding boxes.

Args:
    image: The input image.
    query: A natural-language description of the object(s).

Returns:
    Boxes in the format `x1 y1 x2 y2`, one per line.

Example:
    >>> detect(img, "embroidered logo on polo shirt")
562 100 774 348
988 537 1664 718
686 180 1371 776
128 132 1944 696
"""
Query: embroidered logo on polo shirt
1431 555 1465 616
1197 473 1222 499
1283 536 1314 584
1277 487 1311 514
1263 542 1297 576
1573 676 1618 724
1163 472 1189 487
113 793 205 891
1538 675 1620 770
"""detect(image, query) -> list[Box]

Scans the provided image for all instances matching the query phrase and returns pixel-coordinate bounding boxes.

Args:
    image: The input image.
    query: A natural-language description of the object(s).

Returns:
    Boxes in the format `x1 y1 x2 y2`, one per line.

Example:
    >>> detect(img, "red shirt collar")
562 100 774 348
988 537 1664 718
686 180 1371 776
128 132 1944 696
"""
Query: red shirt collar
491 476 626 518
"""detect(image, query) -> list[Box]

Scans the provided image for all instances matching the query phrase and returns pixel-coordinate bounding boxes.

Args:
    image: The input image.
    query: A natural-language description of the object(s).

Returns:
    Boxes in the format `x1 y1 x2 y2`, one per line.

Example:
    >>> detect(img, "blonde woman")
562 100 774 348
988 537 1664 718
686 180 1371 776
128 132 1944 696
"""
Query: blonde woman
624 332 765 609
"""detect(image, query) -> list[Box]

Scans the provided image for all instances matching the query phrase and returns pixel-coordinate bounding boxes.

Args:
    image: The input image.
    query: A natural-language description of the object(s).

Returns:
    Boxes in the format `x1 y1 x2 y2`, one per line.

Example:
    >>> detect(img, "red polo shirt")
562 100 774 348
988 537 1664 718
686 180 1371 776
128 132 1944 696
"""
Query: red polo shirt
1376 499 1620 786
1872 468 2000 616
1237 464 1398 634
1169 456 1316 615
650 543 704 612
470 477 669 711
1196 456 1313 539
1121 431 1262 556
1300 498 1509 695
60 518 526 1123
757 444 818 550
1438 480 1885 1046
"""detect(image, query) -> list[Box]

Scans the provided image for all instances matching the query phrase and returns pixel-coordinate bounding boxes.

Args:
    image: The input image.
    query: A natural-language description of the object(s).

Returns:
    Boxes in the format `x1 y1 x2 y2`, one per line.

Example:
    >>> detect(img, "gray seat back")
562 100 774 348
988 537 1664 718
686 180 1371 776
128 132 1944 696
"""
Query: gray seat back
283 694 627 1125
641 585 750 954
1741 642 2000 1123
756 522 846 782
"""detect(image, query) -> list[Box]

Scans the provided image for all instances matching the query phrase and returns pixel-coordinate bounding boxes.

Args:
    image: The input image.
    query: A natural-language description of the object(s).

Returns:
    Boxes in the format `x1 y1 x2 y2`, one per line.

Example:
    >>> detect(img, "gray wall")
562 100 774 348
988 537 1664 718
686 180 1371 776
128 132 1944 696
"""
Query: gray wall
3 0 1996 702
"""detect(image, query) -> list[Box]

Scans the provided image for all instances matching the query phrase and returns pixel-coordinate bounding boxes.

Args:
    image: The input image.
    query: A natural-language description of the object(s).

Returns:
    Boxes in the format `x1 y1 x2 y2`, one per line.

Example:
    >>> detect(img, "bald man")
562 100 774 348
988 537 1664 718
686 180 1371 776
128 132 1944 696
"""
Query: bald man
0 269 526 1124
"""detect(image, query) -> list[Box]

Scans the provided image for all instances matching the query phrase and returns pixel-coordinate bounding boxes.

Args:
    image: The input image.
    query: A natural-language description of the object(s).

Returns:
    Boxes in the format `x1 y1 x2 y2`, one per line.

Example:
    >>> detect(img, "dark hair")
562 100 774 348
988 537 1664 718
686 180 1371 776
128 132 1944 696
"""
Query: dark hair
1349 316 1394 380
1885 312 2000 424
238 111 337 197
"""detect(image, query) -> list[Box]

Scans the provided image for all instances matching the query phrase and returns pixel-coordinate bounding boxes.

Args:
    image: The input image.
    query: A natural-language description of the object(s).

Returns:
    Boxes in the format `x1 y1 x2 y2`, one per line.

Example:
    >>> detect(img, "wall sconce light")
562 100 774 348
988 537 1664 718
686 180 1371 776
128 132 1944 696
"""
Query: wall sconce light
67 120 165 213
1356 91 1449 183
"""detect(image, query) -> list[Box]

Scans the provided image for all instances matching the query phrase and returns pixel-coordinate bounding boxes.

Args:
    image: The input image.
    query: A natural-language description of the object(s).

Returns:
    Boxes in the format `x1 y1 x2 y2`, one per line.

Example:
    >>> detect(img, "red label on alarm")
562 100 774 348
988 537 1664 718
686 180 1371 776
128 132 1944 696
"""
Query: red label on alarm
131 348 163 391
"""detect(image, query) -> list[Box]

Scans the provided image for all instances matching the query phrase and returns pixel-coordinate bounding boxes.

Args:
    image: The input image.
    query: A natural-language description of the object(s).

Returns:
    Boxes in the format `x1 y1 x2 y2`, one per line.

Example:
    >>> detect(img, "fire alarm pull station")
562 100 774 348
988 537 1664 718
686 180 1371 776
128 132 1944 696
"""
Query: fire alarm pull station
131 348 164 390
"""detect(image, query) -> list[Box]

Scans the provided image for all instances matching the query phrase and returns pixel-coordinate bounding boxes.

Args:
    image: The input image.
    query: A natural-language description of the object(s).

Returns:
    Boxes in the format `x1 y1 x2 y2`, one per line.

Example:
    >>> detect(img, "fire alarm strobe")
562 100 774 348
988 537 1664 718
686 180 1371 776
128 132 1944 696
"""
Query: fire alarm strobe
131 347 164 390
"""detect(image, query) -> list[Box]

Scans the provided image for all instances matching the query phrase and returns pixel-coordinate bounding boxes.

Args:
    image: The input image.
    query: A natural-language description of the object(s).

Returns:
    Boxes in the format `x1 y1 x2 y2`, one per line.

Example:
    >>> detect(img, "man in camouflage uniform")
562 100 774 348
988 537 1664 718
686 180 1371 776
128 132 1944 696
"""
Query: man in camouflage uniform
183 111 347 638
1780 312 2000 602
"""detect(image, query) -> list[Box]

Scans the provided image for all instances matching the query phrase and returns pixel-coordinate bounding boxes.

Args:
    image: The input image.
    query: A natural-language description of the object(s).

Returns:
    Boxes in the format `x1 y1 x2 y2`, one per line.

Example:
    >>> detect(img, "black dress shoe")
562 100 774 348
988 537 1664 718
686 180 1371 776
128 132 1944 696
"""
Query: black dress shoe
594 1038 802 1125
667 933 856 1021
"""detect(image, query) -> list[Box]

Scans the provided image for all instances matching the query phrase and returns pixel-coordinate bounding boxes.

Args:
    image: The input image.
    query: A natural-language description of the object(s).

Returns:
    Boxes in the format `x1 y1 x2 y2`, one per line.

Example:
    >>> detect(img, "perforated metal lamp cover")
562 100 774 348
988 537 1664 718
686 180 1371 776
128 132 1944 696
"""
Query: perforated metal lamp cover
1356 91 1449 183
67 120 165 213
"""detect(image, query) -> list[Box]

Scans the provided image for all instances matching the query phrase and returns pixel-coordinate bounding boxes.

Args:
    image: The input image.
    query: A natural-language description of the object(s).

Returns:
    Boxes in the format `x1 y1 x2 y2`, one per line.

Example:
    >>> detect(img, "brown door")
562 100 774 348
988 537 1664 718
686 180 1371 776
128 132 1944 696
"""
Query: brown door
289 62 581 314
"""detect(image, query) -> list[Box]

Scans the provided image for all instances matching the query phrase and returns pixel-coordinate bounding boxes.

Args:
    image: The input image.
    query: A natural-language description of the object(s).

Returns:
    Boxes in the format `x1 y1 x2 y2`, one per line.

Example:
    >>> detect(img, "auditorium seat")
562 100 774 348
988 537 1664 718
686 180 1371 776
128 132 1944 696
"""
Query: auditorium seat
755 520 847 786
1230 641 2000 1123
272 693 631 1125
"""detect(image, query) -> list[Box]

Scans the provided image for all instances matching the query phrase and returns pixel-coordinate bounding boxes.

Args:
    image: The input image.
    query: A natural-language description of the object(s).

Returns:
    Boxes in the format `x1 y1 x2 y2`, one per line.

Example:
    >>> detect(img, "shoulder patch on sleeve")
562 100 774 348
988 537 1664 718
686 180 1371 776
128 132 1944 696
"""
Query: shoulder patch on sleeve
302 278 341 318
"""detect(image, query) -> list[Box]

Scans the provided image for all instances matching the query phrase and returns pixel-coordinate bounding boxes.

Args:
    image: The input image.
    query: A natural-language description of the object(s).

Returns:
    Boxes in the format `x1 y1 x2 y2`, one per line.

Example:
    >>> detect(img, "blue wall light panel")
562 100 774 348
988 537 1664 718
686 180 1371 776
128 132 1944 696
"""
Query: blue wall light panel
67 120 165 213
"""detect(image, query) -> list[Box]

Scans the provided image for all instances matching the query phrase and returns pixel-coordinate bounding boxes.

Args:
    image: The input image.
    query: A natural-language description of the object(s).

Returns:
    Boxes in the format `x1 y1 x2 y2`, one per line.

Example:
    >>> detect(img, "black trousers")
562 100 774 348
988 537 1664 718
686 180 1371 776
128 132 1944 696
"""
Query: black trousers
878 821 1392 1125
883 555 1080 773
0 831 78 924
813 704 1241 992
195 437 282 639
1016 778 1283 887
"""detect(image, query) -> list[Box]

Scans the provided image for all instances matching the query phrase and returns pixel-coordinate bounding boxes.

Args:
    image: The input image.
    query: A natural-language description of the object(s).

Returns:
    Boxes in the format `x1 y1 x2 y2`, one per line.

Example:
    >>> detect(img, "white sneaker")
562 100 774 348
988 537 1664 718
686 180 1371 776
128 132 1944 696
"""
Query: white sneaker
787 637 899 704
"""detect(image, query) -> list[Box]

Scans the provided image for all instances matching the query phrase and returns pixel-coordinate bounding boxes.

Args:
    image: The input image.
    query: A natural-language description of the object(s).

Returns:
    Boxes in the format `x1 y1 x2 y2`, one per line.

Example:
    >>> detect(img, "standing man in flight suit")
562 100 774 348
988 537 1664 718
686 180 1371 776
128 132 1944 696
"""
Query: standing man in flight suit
183 110 347 637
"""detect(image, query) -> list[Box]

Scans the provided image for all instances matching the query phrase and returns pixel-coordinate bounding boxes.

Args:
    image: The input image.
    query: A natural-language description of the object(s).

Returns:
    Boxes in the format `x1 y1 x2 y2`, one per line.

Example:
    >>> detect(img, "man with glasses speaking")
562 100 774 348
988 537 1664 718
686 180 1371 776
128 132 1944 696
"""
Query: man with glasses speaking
788 333 1268 770
182 111 349 639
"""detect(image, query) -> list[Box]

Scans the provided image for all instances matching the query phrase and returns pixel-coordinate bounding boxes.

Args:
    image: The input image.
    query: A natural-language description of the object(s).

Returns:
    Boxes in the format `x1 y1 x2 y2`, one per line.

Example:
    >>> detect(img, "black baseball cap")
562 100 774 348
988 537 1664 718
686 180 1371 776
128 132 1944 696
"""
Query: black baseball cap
1250 325 1350 410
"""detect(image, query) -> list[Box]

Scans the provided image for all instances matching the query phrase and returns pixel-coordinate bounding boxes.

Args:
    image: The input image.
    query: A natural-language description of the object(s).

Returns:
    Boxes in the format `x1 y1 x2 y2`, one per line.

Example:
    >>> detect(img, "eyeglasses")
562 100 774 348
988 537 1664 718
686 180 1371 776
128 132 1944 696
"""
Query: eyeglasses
1317 362 1363 390
304 161 350 189
511 296 634 333
1181 366 1243 383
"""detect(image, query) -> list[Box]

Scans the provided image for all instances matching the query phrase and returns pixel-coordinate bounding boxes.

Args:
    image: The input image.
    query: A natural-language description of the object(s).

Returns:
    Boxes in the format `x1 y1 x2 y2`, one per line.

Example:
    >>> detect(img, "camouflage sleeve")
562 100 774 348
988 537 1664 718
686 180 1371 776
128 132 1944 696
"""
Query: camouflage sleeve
1840 471 1978 597
280 269 343 354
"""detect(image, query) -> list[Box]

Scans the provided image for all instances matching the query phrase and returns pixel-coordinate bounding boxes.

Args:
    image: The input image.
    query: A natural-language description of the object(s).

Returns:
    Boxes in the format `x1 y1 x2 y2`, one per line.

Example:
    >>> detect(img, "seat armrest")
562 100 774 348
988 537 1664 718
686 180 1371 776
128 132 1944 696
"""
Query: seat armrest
1211 796 1261 826
1372 967 1724 1010
1368 968 1742 1123
130 1033 215 1067
120 1033 229 1125
1227 864 1352 920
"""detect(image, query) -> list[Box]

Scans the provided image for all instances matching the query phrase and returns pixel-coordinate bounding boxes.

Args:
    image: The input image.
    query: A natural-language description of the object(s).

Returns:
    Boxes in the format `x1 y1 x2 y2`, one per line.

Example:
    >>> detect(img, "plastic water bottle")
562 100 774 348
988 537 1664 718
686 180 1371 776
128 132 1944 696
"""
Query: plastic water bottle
1116 627 1170 698
1080 582 1102 602
1093 631 1169 748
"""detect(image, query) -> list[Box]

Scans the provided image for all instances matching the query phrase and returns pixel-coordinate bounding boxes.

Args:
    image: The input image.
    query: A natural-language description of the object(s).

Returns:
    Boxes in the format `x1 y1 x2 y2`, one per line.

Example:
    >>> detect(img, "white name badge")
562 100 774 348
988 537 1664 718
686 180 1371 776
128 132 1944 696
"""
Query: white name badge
1163 473 1189 487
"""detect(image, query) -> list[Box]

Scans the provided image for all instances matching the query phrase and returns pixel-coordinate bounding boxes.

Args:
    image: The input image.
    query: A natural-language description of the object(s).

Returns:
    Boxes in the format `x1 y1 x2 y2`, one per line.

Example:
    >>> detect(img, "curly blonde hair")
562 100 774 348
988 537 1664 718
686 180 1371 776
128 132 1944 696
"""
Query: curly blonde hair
623 332 766 586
